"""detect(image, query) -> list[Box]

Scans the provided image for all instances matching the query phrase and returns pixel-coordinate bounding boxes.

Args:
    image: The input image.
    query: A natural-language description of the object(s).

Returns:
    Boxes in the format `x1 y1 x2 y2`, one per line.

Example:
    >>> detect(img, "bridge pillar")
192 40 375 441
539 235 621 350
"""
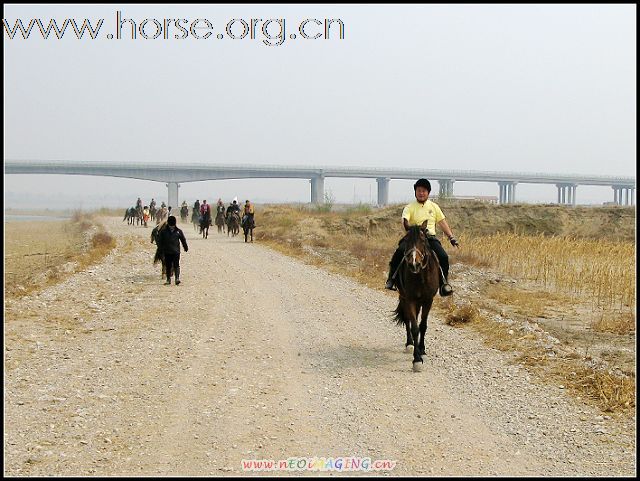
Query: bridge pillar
167 182 179 211
376 177 390 206
310 176 325 204
556 184 577 206
616 186 636 206
498 182 517 204
438 179 454 198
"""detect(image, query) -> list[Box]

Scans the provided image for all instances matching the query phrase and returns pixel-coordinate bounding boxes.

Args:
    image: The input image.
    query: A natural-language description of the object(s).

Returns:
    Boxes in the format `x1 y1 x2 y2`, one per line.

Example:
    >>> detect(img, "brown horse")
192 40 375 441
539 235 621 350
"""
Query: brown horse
215 211 226 233
392 225 440 372
227 212 240 237
242 214 255 243
151 221 168 278
200 209 212 238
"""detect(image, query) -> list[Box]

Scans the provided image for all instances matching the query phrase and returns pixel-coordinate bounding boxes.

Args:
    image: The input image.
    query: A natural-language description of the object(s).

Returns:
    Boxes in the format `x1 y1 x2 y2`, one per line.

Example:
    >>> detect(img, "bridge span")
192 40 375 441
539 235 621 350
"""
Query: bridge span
5 160 636 208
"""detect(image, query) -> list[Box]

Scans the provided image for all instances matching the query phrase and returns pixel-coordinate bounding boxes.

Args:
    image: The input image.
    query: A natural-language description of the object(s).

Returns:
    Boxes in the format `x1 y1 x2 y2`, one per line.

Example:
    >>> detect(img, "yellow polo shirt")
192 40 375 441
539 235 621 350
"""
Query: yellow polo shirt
402 200 445 235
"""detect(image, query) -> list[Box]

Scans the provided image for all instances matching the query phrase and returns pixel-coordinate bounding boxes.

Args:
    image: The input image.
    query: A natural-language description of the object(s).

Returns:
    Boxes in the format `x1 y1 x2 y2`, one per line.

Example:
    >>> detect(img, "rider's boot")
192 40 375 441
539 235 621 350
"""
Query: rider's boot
385 247 404 290
439 277 453 296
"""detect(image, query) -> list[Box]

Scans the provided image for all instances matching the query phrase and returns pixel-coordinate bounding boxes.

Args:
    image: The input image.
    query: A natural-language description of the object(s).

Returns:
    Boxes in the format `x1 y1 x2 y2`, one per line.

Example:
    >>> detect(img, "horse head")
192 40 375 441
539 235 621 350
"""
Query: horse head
403 225 430 274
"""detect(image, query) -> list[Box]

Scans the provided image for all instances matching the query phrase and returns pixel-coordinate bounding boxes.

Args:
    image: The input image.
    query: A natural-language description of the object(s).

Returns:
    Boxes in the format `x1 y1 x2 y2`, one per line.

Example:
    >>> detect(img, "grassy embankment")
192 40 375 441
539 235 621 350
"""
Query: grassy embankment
4 211 117 299
254 201 636 415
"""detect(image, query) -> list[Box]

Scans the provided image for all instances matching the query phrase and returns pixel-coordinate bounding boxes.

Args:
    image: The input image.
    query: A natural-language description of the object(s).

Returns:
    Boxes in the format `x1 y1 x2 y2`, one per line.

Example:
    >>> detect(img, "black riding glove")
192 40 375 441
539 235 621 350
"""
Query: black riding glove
449 237 459 247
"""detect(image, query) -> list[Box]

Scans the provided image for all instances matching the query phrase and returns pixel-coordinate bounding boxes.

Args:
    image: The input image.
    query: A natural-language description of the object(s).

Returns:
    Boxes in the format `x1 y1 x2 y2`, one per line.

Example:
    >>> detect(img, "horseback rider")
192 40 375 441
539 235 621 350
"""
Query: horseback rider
385 178 460 296
193 199 200 214
226 199 240 220
216 198 226 215
149 198 156 210
242 199 255 227
200 199 211 217
136 197 142 210
161 201 166 209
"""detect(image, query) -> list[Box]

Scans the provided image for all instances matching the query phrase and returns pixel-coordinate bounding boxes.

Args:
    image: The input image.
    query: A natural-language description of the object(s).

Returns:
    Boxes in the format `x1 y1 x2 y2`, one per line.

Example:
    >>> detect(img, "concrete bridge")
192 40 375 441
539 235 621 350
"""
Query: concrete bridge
5 160 636 208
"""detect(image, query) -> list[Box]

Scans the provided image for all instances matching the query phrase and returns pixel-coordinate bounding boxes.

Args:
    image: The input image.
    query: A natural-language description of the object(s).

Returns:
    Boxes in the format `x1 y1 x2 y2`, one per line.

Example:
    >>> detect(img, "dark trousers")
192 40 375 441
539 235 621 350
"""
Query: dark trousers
165 253 181 280
388 237 449 283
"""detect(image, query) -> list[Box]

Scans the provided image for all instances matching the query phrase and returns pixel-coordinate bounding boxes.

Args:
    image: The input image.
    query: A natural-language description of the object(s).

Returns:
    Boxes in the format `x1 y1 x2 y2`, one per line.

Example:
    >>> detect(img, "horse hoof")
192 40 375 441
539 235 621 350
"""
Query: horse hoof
412 361 423 372
405 345 413 353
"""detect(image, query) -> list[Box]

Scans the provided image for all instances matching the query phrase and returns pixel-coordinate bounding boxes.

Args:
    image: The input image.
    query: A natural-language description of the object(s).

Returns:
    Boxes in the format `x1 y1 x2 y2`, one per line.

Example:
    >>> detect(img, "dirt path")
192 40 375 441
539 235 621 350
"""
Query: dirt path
4 217 636 476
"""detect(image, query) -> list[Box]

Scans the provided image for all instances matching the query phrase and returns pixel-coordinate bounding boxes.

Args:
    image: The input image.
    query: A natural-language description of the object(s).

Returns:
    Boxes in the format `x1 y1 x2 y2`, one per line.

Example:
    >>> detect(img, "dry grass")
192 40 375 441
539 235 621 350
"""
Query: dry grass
444 302 481 326
591 311 636 335
4 212 116 299
458 232 635 312
445 300 635 414
483 283 573 318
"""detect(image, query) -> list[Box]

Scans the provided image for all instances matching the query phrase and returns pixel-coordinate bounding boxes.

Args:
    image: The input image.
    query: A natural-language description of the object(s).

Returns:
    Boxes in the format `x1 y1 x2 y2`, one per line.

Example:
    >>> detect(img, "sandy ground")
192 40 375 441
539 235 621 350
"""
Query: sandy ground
4 216 636 476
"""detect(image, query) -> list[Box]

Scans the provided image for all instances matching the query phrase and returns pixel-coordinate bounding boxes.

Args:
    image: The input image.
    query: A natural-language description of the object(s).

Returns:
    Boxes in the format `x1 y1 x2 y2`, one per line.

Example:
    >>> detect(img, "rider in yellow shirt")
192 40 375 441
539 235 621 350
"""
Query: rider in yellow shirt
242 200 255 227
385 178 459 296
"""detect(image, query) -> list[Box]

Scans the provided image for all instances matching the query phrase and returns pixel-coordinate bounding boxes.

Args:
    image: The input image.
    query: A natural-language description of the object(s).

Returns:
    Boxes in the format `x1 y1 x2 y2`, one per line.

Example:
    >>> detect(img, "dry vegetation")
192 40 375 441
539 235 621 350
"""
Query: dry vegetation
254 201 636 416
458 232 635 311
4 211 115 299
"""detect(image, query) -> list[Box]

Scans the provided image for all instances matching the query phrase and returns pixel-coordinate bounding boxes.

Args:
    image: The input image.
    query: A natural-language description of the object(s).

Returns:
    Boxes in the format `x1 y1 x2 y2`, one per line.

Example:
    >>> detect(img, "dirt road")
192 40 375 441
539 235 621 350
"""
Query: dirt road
4 217 635 476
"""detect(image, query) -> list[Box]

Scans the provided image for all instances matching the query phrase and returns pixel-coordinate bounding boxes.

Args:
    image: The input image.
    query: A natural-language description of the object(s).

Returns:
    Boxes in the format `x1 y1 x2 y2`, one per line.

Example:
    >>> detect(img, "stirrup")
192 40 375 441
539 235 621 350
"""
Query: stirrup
385 279 397 291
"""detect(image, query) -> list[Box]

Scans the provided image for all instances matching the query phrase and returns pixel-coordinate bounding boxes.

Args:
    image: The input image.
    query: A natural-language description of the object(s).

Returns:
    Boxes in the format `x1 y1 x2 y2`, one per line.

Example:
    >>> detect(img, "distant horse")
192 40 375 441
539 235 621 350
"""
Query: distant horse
191 209 200 232
241 214 255 243
392 225 440 372
156 206 168 225
135 205 144 226
215 211 226 233
200 210 212 239
180 205 189 222
151 222 168 279
123 207 140 225
227 212 240 237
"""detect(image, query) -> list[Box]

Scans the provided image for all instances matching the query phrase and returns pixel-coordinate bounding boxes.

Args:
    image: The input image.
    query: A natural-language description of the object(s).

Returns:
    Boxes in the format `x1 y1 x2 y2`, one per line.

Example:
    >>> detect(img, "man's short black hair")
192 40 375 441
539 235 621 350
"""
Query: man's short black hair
167 215 177 226
413 178 432 192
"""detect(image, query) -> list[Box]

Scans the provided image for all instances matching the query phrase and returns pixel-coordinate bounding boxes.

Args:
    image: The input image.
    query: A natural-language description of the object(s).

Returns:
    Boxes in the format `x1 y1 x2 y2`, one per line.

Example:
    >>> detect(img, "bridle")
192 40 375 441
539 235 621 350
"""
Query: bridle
402 242 431 274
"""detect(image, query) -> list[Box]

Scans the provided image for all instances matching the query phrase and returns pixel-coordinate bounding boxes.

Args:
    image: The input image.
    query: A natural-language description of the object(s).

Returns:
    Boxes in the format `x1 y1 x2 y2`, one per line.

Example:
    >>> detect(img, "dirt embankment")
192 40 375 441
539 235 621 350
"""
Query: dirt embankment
345 202 635 242
3 215 636 476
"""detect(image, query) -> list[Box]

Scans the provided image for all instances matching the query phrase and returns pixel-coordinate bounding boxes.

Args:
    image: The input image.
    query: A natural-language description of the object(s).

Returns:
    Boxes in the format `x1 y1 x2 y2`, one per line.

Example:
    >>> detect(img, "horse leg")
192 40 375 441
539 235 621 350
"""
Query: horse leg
250 227 253 243
403 303 423 370
418 298 433 356
405 321 414 352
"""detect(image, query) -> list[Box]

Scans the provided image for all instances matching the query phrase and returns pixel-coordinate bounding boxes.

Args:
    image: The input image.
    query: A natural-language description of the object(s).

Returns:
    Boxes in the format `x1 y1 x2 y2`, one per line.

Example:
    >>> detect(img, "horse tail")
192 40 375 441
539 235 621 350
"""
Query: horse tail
153 247 163 265
393 300 407 327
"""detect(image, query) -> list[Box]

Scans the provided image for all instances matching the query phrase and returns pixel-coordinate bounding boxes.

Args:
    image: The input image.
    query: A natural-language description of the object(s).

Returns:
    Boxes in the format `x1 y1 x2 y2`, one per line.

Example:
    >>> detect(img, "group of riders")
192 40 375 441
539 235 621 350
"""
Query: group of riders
126 197 167 227
192 197 255 234
129 196 255 233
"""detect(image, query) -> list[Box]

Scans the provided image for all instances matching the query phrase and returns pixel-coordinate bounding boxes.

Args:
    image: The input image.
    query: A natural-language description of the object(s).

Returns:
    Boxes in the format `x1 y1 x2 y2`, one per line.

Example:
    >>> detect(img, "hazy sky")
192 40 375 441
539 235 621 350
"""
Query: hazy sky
3 4 637 207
